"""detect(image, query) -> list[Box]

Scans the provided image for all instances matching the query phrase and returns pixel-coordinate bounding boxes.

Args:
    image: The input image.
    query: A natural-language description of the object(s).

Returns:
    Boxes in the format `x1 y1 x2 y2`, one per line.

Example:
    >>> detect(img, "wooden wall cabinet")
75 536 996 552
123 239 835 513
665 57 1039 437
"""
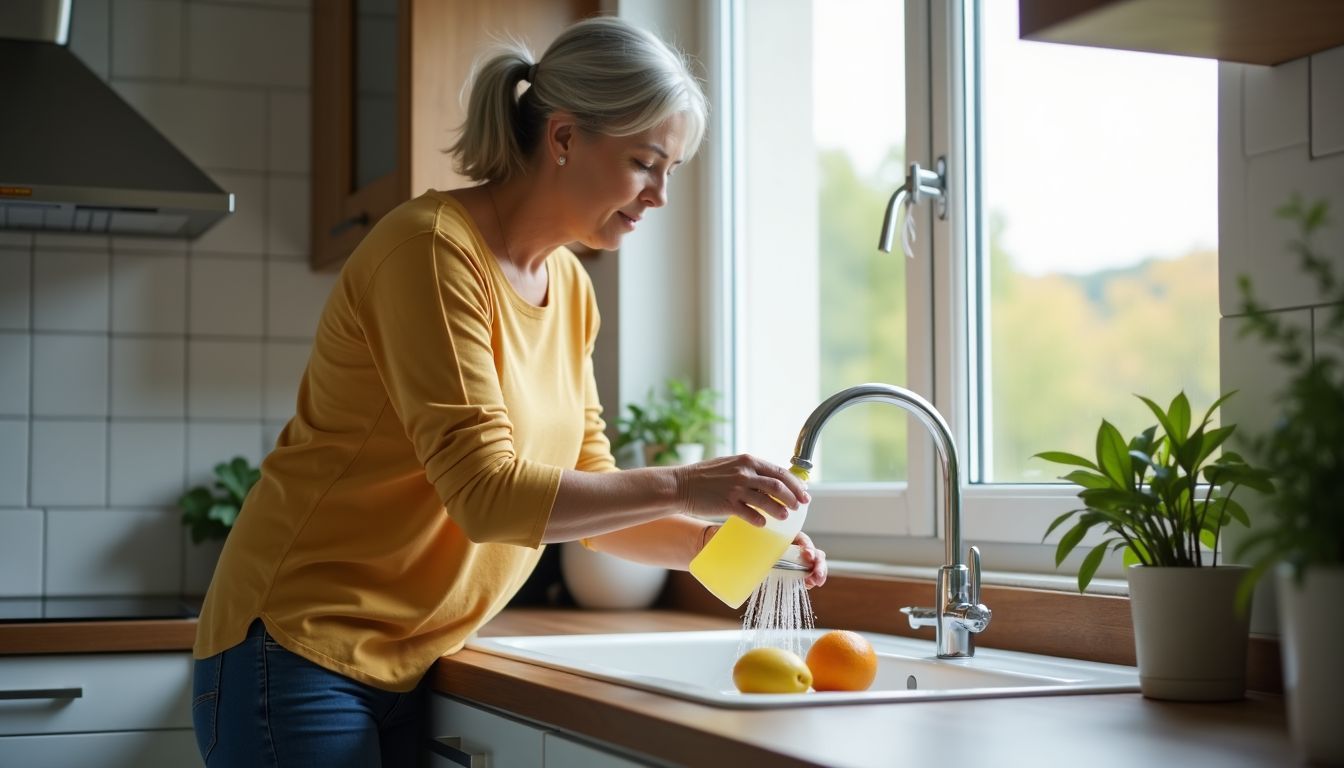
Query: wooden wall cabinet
1019 0 1344 67
312 0 600 271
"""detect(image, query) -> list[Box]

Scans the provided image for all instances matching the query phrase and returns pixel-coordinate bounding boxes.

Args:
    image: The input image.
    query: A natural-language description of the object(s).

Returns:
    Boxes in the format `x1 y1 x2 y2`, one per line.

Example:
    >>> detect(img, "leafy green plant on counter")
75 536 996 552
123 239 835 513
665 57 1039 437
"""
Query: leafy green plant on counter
1235 196 1344 590
1035 391 1275 592
178 456 260 543
615 379 726 465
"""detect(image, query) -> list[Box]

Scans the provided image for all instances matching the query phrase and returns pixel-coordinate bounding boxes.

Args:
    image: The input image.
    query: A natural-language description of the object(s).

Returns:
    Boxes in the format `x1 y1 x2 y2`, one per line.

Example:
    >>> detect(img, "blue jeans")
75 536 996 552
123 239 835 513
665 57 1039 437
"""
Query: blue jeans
192 620 427 767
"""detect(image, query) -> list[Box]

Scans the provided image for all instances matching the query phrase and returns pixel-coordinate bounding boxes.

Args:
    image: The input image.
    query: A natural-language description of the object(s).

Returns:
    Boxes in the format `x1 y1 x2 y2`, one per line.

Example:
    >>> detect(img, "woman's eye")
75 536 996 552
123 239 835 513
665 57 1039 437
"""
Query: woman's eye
633 160 654 171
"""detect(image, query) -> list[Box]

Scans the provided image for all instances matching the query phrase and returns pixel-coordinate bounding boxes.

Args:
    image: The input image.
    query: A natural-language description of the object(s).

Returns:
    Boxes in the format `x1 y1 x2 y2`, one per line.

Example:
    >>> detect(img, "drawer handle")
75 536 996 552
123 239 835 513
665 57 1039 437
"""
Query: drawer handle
0 687 84 701
426 736 485 767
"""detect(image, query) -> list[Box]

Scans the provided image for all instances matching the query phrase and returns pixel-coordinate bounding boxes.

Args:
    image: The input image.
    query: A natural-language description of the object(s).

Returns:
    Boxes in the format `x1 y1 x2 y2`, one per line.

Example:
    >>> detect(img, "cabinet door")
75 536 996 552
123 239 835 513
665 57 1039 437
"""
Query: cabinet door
311 0 408 270
0 729 201 768
0 653 192 736
544 732 653 768
429 694 545 767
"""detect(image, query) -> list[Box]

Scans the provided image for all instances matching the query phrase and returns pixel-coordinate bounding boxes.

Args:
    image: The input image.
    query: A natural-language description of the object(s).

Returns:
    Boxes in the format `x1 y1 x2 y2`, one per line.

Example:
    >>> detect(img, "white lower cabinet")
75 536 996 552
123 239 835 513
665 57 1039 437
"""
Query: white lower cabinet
0 652 201 767
428 693 652 767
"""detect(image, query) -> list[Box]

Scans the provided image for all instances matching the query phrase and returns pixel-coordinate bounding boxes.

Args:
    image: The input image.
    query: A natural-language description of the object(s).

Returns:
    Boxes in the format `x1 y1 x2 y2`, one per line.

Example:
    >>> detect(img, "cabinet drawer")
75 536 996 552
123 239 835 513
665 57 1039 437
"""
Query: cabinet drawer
545 732 654 768
430 694 545 768
0 653 192 735
0 728 201 767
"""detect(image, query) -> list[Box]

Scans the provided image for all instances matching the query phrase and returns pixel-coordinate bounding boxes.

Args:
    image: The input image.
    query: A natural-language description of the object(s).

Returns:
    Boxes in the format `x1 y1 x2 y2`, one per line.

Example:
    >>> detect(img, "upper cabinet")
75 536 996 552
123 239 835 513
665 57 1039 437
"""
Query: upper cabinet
1019 0 1344 67
311 0 600 271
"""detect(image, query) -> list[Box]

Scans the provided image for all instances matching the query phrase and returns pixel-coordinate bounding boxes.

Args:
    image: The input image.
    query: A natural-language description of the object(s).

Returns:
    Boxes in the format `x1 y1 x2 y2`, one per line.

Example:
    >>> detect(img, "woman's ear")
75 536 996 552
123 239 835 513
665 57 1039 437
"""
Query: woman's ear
546 112 577 165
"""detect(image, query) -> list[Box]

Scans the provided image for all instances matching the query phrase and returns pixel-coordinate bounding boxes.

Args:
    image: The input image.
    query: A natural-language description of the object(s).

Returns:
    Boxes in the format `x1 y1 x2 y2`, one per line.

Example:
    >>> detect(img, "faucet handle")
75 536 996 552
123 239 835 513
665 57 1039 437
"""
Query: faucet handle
969 545 982 605
900 606 937 630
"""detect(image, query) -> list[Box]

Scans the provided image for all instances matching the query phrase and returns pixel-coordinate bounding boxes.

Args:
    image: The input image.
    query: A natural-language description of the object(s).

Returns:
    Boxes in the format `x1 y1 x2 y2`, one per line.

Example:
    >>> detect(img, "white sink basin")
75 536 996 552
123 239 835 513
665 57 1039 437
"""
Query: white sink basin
467 629 1138 708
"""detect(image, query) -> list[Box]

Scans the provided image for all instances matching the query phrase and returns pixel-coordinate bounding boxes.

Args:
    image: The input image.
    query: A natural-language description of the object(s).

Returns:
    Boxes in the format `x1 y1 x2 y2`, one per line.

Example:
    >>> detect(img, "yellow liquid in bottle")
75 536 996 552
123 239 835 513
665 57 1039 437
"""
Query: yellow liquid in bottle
689 518 795 609
689 466 810 609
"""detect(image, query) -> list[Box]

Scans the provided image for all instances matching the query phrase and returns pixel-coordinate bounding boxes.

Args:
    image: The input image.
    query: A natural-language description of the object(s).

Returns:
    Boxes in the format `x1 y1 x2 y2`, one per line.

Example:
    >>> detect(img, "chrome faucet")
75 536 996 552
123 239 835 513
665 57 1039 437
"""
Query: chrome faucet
789 383 991 658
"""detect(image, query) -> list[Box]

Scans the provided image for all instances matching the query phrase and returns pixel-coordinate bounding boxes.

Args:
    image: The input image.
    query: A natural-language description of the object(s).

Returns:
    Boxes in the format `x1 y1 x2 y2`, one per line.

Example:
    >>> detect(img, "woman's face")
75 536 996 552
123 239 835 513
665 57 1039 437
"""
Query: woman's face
559 113 687 251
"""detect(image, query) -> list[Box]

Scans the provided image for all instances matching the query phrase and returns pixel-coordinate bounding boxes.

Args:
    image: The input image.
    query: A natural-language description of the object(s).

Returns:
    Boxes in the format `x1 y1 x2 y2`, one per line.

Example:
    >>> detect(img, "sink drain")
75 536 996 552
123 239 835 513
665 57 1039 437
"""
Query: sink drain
906 675 918 690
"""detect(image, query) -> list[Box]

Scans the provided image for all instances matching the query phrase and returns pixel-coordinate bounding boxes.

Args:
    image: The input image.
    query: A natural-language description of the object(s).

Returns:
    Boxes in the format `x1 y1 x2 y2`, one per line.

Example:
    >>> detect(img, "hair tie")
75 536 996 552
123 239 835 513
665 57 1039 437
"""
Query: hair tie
526 63 538 82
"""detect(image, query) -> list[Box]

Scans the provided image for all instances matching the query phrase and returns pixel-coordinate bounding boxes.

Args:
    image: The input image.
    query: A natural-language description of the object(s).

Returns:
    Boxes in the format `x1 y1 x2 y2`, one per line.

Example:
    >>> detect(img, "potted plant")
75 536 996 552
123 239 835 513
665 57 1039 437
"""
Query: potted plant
1235 196 1344 764
615 379 726 466
1035 392 1274 701
178 456 260 543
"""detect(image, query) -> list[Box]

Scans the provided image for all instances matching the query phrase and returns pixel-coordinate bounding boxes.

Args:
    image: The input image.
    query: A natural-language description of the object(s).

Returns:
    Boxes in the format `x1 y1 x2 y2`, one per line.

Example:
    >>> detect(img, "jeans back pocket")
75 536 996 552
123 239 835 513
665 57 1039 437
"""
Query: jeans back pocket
192 654 223 762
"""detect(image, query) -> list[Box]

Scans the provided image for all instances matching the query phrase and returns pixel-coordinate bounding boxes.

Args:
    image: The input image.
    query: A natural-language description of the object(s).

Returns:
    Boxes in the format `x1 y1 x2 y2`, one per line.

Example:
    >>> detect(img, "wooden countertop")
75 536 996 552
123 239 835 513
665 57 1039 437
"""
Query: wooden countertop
0 608 1293 766
435 609 1294 768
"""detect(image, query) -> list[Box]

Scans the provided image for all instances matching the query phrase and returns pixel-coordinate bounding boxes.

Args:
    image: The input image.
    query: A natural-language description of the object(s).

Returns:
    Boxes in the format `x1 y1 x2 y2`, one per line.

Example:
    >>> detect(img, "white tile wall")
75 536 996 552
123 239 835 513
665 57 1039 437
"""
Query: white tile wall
111 0 183 80
0 422 28 507
1311 46 1344 157
111 337 186 418
0 509 43 597
188 340 263 419
1242 58 1310 156
45 509 182 596
33 250 110 332
0 250 32 330
189 256 265 336
0 2 331 596
31 420 107 507
1220 52 1344 638
186 3 310 88
109 421 187 507
32 334 109 417
0 335 29 416
111 252 187 333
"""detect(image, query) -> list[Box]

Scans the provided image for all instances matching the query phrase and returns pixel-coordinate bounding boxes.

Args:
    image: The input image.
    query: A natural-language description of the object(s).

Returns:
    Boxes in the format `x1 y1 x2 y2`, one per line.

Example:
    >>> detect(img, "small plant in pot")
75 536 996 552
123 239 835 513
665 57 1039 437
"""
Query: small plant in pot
178 456 260 543
1235 197 1344 764
1035 392 1274 701
615 379 726 466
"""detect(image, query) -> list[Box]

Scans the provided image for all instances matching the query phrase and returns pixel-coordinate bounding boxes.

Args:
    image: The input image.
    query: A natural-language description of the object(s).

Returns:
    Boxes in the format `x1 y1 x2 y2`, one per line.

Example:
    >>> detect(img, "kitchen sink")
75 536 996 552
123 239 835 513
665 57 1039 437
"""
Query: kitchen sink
466 629 1139 708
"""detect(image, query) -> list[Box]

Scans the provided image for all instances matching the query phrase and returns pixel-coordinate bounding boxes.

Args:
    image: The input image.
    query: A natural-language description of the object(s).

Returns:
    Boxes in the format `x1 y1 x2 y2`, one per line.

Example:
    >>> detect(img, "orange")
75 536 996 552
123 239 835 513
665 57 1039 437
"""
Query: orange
805 630 878 692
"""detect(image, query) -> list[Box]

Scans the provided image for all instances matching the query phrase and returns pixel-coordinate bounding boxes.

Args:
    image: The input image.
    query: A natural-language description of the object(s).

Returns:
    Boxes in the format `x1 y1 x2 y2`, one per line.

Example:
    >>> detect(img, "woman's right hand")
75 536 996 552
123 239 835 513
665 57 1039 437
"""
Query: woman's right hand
674 454 810 526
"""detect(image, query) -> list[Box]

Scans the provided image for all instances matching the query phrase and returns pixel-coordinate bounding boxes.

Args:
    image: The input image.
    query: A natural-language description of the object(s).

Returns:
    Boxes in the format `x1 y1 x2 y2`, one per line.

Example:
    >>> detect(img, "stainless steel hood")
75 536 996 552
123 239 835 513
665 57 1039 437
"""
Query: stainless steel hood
0 0 233 238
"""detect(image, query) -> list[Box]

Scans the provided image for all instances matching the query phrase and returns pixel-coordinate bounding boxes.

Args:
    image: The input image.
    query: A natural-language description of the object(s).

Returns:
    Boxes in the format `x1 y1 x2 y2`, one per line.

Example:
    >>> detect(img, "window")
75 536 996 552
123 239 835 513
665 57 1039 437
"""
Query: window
716 1 1219 572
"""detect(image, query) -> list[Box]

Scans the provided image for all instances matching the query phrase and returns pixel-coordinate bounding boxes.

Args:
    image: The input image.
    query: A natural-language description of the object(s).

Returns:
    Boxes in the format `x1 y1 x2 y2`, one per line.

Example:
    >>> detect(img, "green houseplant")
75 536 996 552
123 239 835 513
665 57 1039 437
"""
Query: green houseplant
178 456 260 543
615 379 726 466
1035 391 1274 701
1234 196 1343 763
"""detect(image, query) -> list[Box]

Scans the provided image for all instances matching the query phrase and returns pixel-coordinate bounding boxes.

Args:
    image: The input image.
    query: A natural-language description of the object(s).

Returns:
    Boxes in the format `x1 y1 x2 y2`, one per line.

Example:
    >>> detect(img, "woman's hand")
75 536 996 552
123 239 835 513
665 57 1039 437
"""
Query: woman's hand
673 454 810 526
792 532 828 589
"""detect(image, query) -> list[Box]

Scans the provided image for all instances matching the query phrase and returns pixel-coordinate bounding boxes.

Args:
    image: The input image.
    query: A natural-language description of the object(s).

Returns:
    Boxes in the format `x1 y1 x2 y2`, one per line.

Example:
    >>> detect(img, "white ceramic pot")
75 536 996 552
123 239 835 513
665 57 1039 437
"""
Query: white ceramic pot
674 443 705 464
1277 564 1344 765
1126 564 1251 701
560 541 668 610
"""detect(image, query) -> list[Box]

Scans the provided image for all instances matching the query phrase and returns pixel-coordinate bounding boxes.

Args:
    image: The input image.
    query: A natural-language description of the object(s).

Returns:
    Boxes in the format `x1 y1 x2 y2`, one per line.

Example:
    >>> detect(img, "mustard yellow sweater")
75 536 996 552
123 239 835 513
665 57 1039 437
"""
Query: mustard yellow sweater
193 191 616 691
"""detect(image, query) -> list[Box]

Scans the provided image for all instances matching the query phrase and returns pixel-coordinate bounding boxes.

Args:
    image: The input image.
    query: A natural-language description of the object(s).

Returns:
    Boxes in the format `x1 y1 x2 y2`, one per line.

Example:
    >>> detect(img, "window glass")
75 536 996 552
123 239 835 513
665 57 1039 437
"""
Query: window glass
734 0 910 484
974 1 1220 483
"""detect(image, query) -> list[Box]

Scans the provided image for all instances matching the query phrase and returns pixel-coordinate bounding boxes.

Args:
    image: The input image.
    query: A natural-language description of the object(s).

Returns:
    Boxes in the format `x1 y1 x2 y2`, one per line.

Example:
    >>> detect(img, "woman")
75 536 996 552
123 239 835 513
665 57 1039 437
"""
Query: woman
191 16 825 767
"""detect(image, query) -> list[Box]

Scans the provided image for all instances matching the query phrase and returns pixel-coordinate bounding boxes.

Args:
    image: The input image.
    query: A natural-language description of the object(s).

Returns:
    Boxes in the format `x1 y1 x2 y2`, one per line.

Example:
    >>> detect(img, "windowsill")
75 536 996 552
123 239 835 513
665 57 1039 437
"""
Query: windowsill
827 559 1129 596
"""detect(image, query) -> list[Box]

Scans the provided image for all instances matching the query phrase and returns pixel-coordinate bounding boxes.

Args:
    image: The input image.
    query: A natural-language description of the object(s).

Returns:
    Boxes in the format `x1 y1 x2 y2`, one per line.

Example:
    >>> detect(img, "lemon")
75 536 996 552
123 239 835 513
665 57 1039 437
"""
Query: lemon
732 647 813 694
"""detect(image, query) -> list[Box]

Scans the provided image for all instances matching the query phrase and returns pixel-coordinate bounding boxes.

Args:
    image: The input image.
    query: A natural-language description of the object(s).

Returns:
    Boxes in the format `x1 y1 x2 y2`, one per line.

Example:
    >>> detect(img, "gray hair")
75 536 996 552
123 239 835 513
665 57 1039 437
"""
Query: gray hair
448 16 708 182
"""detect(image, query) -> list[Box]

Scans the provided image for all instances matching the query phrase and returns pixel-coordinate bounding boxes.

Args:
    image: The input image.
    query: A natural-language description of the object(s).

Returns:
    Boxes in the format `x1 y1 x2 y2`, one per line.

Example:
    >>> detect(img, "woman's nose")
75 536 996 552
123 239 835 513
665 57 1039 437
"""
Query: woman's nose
642 176 668 208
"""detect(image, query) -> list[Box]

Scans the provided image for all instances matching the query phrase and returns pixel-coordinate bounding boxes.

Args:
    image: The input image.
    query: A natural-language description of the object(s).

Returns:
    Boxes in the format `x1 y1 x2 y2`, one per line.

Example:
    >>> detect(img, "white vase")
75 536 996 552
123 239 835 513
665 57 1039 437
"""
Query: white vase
559 541 668 610
1126 564 1250 701
1278 564 1344 765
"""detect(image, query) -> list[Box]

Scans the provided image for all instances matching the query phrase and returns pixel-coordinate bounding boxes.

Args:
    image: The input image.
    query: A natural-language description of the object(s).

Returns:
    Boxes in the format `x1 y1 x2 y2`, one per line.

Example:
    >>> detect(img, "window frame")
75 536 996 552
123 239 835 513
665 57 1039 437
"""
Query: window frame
708 0 1136 579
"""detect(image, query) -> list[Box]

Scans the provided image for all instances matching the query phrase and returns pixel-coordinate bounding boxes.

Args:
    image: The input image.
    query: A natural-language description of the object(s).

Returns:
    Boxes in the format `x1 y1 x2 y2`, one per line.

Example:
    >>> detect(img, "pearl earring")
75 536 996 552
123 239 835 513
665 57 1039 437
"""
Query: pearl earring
557 156 567 166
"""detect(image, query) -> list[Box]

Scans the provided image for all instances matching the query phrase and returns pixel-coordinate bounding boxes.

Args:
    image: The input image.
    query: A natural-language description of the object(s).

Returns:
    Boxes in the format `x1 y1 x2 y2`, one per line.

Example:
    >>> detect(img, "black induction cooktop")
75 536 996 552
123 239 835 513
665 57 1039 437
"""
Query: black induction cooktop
0 596 200 623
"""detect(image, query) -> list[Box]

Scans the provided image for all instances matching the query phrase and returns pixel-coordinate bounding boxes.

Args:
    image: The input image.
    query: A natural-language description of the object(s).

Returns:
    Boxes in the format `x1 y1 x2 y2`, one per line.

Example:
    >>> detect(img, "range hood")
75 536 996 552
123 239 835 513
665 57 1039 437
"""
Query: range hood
0 0 233 238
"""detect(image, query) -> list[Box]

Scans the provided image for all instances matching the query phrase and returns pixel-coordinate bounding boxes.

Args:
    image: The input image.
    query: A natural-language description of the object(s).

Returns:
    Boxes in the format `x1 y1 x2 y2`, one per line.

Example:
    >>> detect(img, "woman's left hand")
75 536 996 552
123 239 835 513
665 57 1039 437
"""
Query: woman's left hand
792 532 827 589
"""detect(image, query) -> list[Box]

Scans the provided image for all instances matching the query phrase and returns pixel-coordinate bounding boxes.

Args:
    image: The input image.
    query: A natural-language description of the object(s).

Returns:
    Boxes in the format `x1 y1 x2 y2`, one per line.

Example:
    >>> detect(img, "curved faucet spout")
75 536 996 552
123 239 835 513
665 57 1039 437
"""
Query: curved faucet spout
790 383 961 565
790 382 989 658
